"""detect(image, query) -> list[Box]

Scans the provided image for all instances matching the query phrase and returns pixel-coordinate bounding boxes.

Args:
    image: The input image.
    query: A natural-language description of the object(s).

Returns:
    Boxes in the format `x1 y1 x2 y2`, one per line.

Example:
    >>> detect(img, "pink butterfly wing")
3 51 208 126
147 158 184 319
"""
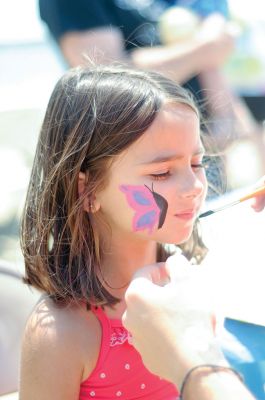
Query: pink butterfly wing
119 184 160 234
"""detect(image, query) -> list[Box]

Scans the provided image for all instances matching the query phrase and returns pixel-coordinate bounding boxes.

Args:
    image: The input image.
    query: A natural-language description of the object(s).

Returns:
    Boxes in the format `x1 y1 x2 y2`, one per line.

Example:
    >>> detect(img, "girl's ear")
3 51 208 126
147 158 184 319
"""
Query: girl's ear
78 172 100 213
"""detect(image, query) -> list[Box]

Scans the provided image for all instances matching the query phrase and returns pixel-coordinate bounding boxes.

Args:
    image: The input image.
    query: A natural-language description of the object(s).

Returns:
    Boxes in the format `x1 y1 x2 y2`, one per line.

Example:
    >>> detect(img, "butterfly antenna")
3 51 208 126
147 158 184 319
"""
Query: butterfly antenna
144 184 151 193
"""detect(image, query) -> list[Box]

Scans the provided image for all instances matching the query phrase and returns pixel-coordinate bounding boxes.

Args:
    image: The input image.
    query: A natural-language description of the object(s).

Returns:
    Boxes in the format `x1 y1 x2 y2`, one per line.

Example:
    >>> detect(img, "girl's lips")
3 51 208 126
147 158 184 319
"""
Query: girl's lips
174 210 197 220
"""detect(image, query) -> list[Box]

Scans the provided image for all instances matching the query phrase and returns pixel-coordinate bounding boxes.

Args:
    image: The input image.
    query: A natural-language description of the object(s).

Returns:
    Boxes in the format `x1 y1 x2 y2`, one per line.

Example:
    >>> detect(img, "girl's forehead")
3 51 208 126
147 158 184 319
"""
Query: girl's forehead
134 105 200 149
155 102 199 126
112 105 201 168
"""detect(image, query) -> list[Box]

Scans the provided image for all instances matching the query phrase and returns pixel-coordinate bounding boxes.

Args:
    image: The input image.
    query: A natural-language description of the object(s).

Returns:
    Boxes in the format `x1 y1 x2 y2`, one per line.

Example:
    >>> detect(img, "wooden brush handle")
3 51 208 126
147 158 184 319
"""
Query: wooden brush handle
239 185 265 202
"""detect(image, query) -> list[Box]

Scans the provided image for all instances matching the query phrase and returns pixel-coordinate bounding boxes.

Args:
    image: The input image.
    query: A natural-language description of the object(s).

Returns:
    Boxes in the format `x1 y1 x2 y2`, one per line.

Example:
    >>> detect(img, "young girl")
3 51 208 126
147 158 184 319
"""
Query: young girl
20 64 208 399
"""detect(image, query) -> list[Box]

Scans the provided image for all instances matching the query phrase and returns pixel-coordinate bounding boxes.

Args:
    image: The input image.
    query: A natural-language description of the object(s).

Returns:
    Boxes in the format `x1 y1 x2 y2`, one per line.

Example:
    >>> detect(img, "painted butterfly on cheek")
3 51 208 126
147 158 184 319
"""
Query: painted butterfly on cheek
119 184 168 234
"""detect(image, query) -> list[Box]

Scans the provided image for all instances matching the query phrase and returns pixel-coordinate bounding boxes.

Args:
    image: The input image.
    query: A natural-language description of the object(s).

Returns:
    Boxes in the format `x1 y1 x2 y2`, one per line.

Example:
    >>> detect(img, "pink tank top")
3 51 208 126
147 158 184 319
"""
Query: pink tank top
79 306 179 399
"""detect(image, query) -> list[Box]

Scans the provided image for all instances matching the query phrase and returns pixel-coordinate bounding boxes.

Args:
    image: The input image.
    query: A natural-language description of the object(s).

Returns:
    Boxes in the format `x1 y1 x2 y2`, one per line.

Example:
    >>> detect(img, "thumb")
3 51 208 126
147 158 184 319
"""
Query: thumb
124 261 172 308
123 268 164 330
131 262 169 286
165 253 192 281
251 196 265 212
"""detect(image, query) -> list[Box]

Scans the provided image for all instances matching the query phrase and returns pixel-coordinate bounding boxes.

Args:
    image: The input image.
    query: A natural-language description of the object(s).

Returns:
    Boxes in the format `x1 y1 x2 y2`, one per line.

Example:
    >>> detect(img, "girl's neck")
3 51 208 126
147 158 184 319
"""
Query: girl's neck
100 234 157 296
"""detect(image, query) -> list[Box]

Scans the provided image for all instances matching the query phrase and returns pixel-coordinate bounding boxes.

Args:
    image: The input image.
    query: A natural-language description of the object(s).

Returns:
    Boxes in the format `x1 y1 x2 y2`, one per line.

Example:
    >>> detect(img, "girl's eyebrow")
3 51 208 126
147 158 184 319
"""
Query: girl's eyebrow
138 148 205 165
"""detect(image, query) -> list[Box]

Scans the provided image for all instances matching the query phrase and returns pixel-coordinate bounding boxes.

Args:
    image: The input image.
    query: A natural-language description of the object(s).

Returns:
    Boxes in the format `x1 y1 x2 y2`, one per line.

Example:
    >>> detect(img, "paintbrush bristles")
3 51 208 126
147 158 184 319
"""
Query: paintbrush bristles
199 200 240 218
199 210 214 218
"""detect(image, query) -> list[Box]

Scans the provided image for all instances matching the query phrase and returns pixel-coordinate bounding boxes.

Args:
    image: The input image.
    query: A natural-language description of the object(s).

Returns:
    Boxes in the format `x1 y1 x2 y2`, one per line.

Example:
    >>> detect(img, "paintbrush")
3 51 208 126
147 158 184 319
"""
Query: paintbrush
199 185 265 218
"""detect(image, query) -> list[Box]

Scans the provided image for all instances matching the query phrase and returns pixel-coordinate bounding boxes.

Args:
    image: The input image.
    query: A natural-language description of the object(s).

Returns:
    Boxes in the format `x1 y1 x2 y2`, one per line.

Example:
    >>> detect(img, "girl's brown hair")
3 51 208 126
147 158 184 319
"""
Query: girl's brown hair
20 64 207 306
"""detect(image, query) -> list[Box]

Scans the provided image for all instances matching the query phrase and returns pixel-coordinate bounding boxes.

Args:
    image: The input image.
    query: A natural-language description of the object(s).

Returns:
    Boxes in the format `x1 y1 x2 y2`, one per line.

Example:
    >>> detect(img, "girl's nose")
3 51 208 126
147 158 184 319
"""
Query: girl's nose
178 171 206 199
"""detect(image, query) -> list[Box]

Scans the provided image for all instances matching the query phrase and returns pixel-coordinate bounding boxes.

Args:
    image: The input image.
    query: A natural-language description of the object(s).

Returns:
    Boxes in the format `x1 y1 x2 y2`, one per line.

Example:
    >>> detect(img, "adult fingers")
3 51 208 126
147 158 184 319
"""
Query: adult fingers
131 262 168 285
165 253 194 281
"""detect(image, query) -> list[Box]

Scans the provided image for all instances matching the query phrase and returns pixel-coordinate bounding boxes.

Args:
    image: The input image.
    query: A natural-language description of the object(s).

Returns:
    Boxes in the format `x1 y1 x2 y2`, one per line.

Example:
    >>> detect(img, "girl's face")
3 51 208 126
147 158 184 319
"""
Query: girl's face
95 103 207 245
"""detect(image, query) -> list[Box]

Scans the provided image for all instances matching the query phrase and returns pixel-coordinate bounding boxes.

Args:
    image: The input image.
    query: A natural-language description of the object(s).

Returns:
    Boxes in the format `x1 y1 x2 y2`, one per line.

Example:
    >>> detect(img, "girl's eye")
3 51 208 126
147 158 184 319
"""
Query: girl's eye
150 171 171 181
191 158 209 170
191 163 204 169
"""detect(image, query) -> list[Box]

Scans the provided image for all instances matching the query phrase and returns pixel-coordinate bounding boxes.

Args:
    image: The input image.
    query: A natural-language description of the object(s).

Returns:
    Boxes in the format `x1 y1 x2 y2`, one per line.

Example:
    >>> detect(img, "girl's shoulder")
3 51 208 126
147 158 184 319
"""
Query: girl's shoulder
22 296 101 382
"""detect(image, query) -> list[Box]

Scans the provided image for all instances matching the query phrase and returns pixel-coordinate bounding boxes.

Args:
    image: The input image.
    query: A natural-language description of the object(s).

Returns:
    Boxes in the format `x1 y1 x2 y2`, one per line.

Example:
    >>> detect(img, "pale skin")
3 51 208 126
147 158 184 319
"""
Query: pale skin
20 103 207 399
122 255 256 400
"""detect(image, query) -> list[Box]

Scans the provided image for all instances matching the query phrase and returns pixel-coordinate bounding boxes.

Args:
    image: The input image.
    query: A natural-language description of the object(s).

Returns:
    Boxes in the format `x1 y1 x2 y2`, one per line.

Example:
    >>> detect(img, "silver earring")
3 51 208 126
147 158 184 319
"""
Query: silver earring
90 200 97 213
88 201 93 212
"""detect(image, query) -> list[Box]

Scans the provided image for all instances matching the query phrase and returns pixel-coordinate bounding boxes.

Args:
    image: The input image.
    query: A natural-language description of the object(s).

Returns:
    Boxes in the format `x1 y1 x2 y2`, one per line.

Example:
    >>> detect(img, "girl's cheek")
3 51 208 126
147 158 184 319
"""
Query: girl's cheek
201 175 208 198
119 184 169 234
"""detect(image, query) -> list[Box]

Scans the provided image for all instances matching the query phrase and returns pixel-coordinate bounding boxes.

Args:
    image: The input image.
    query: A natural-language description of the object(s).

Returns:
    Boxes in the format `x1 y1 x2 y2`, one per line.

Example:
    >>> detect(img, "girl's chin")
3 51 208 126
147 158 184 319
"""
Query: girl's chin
156 229 193 245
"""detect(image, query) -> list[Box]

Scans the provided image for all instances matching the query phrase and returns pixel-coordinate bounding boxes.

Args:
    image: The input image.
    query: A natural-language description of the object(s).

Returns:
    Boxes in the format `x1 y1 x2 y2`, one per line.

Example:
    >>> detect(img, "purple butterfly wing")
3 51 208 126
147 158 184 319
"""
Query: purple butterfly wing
119 185 160 234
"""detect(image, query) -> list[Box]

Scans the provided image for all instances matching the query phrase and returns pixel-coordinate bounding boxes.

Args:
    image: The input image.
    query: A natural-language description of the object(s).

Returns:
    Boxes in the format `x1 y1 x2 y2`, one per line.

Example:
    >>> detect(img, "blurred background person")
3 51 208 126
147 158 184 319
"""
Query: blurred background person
38 0 265 161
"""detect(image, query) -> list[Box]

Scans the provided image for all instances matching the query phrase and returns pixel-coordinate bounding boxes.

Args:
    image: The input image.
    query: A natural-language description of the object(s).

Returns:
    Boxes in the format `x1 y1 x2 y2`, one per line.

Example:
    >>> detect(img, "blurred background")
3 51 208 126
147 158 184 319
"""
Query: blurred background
0 0 66 266
0 1 265 398
0 0 265 265
0 0 265 268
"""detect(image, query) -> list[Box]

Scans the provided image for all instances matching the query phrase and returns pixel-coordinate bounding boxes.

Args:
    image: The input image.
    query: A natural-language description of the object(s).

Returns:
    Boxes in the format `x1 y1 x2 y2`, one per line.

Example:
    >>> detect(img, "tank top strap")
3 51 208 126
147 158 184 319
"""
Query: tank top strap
90 306 112 372
91 305 123 328
91 306 132 347
91 305 110 328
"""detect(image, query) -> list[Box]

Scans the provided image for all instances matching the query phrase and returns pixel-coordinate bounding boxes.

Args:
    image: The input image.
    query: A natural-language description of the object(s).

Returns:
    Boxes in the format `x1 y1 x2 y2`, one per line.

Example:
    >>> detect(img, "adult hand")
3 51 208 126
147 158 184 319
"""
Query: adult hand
122 254 226 388
251 176 265 212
